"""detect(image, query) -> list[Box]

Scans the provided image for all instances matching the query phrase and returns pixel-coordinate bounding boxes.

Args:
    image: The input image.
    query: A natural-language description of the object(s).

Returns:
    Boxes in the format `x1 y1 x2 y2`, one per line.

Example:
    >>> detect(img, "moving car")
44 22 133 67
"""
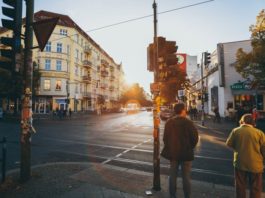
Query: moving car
160 109 174 121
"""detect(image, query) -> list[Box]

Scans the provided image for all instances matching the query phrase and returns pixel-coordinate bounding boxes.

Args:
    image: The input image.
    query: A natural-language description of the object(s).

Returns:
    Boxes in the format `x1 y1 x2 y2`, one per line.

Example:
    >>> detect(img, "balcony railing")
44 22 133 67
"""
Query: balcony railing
82 92 92 98
101 59 108 66
110 75 115 81
83 60 92 68
109 65 114 71
82 75 92 83
84 46 92 54
109 86 115 91
101 70 109 77
100 84 108 89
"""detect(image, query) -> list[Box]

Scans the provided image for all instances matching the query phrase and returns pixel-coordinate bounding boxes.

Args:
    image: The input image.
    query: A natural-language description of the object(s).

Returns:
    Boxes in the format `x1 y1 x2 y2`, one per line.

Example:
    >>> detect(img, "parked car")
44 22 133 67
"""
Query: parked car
160 109 174 121
0 107 3 119
146 107 153 112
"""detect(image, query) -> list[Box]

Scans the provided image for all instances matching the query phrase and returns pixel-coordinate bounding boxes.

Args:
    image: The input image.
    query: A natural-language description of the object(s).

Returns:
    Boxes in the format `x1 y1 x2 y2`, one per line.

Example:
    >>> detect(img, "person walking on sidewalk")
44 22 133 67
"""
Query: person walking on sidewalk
226 114 265 198
161 103 199 198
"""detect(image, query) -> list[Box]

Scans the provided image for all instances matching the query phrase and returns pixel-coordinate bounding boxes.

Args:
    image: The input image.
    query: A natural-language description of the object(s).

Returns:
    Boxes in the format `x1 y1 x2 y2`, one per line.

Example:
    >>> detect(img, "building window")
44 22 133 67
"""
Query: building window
56 60 62 71
74 34 79 43
67 45 70 55
44 79 51 90
81 52 83 61
75 84 78 93
45 41 51 52
75 49 79 62
81 38 83 46
80 68 83 77
75 65 78 76
57 43 63 53
45 59 51 70
55 80 62 90
60 29 67 36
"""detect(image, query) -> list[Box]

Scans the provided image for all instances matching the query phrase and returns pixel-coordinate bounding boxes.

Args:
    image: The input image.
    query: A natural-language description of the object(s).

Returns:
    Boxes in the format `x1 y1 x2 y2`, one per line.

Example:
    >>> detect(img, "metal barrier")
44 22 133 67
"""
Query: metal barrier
0 137 7 183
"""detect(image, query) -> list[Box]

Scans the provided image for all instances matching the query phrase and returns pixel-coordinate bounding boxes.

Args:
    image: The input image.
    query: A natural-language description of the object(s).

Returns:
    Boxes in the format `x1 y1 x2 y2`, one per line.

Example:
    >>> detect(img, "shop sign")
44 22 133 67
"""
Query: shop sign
230 82 252 90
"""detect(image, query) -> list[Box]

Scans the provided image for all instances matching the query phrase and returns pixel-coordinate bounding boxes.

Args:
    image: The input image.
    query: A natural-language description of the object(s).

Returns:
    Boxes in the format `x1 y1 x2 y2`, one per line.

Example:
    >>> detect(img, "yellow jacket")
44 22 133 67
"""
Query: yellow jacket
226 125 265 173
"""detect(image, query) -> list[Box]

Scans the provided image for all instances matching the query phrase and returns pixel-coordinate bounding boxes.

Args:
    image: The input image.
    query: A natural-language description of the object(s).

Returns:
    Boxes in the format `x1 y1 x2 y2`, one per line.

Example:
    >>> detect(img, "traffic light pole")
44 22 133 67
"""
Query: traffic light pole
20 0 34 182
201 53 205 126
152 0 161 191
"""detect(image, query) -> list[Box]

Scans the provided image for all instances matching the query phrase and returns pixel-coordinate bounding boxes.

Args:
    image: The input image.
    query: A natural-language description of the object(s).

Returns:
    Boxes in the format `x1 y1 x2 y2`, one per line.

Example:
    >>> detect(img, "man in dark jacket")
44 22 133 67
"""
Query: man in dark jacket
161 103 199 198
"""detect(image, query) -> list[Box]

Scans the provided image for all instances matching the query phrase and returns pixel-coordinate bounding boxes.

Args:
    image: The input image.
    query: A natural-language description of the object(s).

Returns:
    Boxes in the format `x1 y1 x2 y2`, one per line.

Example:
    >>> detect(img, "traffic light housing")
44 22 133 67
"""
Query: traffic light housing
0 0 22 71
203 52 211 66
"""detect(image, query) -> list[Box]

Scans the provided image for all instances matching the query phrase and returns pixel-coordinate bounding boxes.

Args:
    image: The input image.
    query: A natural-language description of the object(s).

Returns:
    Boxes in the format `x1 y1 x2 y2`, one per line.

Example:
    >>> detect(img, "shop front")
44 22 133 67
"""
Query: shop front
33 96 52 114
231 81 265 113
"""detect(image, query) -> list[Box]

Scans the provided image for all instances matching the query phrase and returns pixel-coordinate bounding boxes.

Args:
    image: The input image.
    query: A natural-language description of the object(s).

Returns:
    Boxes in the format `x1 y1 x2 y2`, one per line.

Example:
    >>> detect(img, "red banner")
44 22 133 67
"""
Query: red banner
176 53 187 74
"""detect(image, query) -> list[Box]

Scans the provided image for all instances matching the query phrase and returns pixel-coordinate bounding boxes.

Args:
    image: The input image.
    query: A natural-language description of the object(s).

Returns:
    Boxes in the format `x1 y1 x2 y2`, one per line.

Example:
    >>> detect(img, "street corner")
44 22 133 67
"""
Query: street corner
0 162 90 198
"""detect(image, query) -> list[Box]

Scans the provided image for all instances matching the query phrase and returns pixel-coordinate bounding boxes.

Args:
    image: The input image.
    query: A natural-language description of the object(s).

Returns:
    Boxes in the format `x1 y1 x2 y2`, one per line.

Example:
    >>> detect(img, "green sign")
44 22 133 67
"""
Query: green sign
230 82 252 90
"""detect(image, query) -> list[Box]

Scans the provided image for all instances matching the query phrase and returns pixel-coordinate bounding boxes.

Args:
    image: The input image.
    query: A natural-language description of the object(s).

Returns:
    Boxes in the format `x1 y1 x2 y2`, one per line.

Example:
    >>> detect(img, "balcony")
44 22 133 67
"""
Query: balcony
101 59 109 67
82 92 92 98
84 46 92 54
83 60 92 68
82 75 92 83
109 86 115 92
101 70 109 77
109 65 114 72
110 75 115 81
100 83 108 89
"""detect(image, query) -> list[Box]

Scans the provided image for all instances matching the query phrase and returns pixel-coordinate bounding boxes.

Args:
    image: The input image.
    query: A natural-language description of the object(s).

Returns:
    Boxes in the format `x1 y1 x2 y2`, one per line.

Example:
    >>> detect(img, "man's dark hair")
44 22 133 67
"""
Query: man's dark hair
240 114 254 125
174 103 185 115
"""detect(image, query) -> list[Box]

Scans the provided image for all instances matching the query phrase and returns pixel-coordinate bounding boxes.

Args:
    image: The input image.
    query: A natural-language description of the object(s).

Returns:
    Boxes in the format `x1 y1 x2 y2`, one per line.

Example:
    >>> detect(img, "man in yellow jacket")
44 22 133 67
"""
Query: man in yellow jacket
226 114 265 198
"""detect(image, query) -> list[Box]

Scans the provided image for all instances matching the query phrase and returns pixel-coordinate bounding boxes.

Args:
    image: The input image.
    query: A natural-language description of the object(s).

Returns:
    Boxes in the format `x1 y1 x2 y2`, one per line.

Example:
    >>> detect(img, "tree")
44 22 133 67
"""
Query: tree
235 9 265 85
119 83 152 106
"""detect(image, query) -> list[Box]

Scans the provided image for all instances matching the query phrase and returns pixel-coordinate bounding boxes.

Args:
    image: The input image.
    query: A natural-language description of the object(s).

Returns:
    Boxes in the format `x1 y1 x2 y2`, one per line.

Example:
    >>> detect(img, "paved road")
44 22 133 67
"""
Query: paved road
0 112 238 186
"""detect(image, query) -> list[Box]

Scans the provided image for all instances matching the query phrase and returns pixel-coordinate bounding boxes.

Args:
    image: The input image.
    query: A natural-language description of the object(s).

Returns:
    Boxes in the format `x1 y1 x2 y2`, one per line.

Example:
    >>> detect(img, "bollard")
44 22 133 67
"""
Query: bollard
1 136 6 183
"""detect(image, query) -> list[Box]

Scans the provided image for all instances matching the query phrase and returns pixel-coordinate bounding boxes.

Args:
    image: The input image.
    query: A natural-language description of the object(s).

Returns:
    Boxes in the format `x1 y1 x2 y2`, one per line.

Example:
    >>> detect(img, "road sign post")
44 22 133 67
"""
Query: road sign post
152 0 161 191
20 0 34 182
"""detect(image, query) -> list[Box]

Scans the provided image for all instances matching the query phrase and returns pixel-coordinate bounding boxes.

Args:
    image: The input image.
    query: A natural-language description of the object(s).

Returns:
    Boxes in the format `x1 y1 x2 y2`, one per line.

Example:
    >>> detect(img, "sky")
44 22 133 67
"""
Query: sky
0 0 264 92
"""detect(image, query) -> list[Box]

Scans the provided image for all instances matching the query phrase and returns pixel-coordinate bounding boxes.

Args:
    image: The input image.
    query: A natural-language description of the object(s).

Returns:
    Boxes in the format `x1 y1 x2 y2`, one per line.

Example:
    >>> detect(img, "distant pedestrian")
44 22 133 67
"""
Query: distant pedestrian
68 108 72 118
213 106 221 123
226 114 265 198
161 103 199 198
236 105 244 126
252 106 259 126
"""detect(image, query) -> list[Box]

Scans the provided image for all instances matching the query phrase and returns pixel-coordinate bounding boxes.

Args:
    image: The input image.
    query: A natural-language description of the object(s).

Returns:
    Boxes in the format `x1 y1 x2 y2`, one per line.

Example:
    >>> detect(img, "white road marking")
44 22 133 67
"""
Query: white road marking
41 137 231 161
49 149 233 178
101 138 152 164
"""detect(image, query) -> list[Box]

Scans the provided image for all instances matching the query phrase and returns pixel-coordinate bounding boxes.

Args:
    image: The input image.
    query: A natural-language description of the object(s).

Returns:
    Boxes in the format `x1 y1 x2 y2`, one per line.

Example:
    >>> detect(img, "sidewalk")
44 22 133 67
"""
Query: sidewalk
0 162 255 198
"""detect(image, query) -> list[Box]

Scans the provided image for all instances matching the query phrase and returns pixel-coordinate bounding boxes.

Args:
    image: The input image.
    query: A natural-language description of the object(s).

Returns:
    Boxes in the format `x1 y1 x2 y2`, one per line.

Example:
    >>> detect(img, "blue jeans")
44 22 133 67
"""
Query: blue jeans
169 161 192 198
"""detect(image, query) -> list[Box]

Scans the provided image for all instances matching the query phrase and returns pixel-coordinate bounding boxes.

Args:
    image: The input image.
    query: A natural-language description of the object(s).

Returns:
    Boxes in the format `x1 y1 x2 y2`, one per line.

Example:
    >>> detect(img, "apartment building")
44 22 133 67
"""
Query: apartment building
0 10 125 113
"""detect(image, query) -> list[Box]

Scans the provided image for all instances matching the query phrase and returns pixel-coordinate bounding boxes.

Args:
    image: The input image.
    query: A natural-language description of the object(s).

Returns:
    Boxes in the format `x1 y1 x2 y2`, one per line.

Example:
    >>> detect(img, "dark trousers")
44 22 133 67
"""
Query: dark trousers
235 168 263 198
169 161 192 198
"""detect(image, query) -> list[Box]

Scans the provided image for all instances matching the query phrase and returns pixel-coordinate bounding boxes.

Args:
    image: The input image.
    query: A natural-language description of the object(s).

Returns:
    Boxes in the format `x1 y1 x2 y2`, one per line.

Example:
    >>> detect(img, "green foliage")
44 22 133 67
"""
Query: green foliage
235 9 265 84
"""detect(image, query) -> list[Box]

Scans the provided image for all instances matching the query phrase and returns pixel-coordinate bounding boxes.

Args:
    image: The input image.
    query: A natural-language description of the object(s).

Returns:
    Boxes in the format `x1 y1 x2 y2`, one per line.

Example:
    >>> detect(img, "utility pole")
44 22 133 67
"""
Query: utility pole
152 0 161 191
200 52 205 126
20 0 34 182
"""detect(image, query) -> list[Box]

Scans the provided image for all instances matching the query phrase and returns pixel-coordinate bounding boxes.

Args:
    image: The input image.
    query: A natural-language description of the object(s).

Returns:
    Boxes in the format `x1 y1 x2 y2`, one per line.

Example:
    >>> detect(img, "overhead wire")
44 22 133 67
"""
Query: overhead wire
49 0 214 43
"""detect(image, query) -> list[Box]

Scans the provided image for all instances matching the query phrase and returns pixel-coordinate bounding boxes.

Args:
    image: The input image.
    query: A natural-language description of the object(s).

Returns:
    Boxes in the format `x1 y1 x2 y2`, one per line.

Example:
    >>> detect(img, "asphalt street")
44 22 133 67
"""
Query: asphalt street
0 111 241 186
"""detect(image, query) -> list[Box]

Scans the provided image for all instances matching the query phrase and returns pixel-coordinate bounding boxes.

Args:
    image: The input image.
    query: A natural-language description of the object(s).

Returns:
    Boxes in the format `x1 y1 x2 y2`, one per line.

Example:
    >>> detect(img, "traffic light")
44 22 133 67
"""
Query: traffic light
0 0 23 71
203 52 211 66
147 43 155 72
157 37 178 67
